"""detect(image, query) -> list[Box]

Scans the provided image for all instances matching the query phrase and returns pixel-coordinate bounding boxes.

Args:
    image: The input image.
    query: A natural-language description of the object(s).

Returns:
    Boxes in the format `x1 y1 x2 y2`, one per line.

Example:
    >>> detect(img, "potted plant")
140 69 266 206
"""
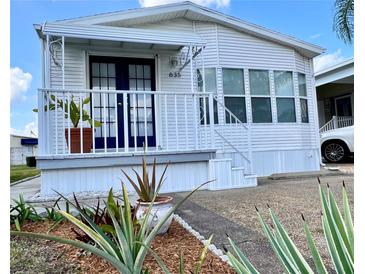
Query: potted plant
34 95 101 153
122 157 173 234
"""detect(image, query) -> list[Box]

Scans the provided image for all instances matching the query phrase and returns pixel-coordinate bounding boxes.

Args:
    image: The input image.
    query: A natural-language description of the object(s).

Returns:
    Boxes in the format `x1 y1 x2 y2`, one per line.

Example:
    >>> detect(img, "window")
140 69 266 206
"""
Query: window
249 70 272 123
197 68 218 124
223 68 246 123
91 62 117 138
274 71 296 122
298 73 309 123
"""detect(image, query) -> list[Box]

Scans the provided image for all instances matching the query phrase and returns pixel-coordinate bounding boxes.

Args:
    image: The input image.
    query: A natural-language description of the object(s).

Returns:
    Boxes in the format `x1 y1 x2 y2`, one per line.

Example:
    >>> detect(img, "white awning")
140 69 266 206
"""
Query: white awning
38 22 205 47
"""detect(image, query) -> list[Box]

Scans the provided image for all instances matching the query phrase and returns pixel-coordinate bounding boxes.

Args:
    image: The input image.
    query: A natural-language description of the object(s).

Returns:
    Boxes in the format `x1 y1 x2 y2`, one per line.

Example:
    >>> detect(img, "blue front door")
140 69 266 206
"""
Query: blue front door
89 56 156 150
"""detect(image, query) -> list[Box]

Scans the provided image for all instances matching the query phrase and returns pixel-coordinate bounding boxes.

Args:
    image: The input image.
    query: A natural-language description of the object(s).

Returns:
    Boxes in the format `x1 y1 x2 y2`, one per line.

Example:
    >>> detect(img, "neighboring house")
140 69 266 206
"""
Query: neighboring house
10 134 38 165
315 59 354 133
34 1 324 196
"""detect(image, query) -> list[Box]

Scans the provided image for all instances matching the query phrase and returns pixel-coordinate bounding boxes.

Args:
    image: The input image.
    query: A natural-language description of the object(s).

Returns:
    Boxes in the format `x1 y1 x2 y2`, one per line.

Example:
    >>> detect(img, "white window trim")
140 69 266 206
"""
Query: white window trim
298 72 309 123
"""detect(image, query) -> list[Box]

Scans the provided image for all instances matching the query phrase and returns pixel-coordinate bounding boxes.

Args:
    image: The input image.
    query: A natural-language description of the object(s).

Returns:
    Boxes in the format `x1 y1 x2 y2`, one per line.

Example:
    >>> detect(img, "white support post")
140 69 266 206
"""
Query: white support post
184 94 188 150
164 95 168 150
92 92 95 154
209 93 215 148
154 54 160 151
143 94 148 151
37 89 44 155
190 45 198 150
80 94 83 154
62 36 65 153
123 92 129 152
115 93 119 153
55 92 58 155
62 36 65 89
133 94 137 152
46 35 50 155
103 93 107 153
174 94 178 151
201 46 207 148
67 92 71 154
248 123 253 174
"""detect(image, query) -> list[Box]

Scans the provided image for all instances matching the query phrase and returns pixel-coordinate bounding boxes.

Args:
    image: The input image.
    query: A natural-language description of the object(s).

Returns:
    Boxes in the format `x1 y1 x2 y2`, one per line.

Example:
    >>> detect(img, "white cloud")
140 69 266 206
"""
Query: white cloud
314 49 346 72
139 0 230 8
10 67 32 101
11 120 38 137
309 33 321 39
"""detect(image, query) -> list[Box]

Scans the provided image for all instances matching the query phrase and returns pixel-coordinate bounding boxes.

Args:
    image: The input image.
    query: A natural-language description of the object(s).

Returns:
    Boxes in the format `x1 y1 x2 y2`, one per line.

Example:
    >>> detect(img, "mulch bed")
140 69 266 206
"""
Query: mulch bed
11 219 234 274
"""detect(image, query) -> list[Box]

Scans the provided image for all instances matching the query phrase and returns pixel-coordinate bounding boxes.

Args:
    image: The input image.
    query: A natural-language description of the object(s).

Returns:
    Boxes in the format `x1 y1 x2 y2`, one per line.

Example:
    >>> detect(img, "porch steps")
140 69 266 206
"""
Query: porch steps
208 159 257 190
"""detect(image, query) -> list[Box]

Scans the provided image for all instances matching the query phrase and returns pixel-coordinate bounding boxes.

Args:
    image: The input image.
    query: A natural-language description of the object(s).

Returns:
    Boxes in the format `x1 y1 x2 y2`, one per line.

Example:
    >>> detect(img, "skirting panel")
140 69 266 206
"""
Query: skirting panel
251 149 320 176
41 161 210 196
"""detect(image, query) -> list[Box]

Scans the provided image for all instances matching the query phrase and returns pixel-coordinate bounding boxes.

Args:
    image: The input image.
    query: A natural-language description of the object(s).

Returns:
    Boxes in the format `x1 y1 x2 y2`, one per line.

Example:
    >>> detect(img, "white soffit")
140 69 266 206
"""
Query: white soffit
39 22 205 46
315 59 354 87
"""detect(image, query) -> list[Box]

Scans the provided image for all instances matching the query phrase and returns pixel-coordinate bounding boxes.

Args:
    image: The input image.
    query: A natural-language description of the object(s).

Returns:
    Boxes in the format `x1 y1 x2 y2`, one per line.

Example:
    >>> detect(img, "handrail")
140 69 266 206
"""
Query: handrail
215 130 251 163
39 88 213 96
319 116 354 133
213 96 248 130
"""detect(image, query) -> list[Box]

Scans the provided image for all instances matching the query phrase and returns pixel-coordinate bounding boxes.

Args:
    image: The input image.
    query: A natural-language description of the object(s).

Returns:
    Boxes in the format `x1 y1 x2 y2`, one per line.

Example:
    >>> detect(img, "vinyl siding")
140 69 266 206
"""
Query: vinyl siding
46 17 319 173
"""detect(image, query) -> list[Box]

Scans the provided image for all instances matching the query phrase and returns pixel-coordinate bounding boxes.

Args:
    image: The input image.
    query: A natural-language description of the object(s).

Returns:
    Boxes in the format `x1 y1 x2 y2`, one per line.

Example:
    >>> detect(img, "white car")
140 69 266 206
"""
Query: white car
320 126 354 163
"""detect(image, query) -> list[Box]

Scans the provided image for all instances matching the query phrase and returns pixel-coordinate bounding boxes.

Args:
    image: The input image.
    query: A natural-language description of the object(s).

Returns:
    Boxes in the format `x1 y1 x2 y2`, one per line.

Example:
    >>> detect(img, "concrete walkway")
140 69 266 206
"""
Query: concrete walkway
10 176 41 203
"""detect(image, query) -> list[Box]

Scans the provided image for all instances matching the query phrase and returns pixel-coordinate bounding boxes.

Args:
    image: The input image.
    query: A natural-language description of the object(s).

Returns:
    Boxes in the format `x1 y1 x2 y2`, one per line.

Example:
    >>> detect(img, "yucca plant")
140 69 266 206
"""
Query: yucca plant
11 180 210 273
10 195 43 231
122 157 169 202
227 180 353 274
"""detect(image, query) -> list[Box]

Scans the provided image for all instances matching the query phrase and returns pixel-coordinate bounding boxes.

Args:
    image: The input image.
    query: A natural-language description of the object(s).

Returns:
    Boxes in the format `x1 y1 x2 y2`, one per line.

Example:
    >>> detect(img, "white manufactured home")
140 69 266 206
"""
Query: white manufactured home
34 2 324 196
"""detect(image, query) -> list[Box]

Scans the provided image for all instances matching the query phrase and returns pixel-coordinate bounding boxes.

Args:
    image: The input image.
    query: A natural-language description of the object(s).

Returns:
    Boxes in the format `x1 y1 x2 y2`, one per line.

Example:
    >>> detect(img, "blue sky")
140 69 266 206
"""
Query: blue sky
10 0 354 135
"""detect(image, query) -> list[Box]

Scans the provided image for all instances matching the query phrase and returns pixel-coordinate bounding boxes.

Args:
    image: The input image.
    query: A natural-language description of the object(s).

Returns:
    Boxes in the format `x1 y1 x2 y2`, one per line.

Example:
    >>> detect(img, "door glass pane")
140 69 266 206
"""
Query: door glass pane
109 123 116 137
224 97 246 123
251 97 272 123
147 123 153 136
138 123 145 136
108 94 115 107
136 65 144 78
108 78 116 90
277 98 296 122
92 78 100 90
144 65 151 78
92 63 99 77
144 80 151 91
100 63 108 77
129 79 136 90
249 70 270 95
129 65 136 78
300 99 309 123
100 78 108 90
137 79 144 91
298 73 307 97
223 68 244 95
274 71 293 96
108 64 115 77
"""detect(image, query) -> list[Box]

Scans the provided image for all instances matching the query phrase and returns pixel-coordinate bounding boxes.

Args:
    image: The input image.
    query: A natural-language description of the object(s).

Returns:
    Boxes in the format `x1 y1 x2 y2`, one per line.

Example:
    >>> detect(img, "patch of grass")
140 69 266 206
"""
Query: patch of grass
10 165 40 184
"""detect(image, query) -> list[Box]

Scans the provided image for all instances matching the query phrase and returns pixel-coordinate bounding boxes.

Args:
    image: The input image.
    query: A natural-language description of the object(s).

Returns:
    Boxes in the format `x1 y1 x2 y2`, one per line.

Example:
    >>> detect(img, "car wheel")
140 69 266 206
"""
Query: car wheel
322 141 348 163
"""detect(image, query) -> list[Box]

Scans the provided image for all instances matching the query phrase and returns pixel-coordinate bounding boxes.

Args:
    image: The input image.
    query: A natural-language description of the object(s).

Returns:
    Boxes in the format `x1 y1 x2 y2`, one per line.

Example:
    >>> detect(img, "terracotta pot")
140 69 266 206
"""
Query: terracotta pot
65 128 92 153
136 196 174 234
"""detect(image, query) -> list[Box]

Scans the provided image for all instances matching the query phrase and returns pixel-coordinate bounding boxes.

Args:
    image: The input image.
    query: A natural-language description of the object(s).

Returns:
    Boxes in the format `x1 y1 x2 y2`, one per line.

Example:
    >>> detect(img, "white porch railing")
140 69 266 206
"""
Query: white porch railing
319 116 354 133
37 88 216 156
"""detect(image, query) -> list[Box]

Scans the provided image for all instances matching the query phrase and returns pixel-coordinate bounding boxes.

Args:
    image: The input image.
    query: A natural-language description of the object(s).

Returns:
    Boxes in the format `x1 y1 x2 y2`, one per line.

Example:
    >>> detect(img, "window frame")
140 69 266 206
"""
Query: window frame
249 69 272 123
298 72 309 123
222 68 247 124
274 70 297 123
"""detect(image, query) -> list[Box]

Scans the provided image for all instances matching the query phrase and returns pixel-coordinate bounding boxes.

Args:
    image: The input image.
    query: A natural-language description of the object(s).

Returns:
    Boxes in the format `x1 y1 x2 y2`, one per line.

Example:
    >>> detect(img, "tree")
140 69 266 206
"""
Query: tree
333 0 354 44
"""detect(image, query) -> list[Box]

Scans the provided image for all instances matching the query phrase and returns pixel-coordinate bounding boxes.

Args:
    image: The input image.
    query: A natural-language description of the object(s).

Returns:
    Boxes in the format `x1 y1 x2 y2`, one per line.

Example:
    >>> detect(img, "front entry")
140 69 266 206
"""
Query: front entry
89 56 156 149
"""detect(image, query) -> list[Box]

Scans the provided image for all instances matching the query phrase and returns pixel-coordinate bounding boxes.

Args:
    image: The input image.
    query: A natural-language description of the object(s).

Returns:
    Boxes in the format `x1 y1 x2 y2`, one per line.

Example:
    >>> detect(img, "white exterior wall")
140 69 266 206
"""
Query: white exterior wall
46 17 320 177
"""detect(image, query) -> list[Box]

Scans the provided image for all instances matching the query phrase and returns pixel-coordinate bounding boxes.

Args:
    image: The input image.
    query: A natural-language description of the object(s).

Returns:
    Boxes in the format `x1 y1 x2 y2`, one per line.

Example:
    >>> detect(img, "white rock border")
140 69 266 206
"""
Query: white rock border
173 214 230 264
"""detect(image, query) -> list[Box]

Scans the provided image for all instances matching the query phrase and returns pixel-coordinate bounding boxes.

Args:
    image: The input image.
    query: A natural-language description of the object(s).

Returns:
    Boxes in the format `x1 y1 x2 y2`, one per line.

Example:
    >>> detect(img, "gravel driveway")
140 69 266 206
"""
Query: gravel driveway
174 174 354 273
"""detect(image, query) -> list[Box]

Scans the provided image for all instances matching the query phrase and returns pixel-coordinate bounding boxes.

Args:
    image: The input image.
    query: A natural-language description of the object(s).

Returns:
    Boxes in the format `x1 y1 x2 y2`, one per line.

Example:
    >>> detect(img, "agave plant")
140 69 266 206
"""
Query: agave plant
122 157 169 202
11 180 210 273
227 180 353 274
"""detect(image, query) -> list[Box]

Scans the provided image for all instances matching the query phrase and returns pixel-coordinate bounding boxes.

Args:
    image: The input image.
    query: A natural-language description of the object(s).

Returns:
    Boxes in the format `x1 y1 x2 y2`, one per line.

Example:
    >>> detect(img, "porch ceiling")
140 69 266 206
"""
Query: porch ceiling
36 22 205 48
